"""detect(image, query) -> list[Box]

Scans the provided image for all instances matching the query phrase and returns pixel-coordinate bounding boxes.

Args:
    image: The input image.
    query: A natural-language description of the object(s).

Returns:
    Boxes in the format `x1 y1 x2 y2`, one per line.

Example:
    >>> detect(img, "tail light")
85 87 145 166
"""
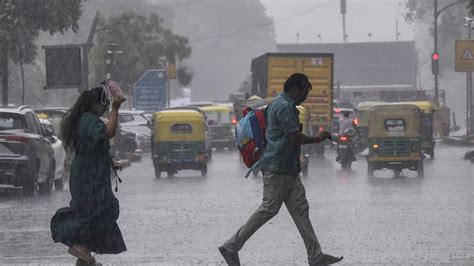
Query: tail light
319 126 325 132
231 115 238 125
334 108 341 113
339 135 348 142
3 135 30 142
352 118 359 125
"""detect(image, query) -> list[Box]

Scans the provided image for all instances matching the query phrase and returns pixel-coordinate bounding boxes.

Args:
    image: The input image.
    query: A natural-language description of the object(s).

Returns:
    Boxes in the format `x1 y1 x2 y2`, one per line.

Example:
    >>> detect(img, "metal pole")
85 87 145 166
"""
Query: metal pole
466 20 472 136
81 12 100 93
434 0 439 104
0 39 8 107
342 14 347 42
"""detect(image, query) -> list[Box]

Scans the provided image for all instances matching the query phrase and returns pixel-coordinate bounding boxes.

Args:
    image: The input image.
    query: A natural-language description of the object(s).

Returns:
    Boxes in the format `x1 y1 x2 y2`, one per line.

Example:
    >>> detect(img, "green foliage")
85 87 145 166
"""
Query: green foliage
176 66 193 87
0 0 87 64
469 0 474 16
90 11 193 89
402 0 469 75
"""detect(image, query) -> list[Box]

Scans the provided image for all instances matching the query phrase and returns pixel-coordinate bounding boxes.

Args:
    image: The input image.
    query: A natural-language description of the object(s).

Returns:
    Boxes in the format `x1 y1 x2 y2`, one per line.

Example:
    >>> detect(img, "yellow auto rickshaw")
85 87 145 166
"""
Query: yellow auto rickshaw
200 105 234 150
354 101 386 152
151 110 209 177
403 101 435 159
366 103 424 178
297 106 311 176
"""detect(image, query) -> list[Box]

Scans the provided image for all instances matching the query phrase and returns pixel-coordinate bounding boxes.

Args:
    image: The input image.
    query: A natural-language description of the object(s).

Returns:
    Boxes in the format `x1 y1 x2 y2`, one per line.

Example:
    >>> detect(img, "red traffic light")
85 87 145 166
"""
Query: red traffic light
432 53 439 60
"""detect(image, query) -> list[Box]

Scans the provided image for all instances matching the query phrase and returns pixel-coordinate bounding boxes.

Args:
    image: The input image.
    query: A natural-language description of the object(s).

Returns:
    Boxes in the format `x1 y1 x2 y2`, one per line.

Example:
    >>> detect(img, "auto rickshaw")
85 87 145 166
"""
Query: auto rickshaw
200 105 234 151
297 105 311 176
151 109 209 177
354 101 386 152
366 103 424 178
403 101 435 159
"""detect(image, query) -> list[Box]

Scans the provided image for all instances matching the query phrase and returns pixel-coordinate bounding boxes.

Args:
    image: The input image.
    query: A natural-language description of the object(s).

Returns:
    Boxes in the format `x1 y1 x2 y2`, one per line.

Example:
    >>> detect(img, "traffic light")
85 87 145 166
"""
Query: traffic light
431 52 439 75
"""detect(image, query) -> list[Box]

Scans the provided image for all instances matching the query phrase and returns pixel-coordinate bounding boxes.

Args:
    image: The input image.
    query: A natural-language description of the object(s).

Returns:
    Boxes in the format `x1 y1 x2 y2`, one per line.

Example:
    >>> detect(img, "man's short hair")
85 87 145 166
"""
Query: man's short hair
284 73 312 92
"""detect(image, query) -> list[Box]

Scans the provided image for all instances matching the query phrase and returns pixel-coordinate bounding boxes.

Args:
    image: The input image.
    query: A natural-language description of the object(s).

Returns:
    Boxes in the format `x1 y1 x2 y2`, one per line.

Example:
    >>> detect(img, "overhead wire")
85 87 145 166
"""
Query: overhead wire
190 0 335 42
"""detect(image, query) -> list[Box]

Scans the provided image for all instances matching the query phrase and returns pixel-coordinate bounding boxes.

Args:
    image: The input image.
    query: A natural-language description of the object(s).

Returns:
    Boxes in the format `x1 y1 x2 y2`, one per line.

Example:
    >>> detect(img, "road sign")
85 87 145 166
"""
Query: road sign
133 69 167 111
455 40 474 72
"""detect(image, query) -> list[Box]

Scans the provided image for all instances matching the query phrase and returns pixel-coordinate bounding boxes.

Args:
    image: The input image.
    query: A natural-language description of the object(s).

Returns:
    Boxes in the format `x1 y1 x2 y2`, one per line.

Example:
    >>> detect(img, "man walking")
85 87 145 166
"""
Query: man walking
219 73 343 266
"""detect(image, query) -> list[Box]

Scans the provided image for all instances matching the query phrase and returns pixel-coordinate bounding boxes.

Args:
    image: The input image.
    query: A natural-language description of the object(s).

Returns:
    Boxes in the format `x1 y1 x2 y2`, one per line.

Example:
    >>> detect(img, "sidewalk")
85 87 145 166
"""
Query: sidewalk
442 134 474 146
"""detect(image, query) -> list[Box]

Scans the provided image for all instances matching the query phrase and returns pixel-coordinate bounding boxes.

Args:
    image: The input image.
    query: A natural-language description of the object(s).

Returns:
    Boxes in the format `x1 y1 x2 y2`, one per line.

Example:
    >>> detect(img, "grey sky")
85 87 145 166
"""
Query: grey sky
260 0 415 43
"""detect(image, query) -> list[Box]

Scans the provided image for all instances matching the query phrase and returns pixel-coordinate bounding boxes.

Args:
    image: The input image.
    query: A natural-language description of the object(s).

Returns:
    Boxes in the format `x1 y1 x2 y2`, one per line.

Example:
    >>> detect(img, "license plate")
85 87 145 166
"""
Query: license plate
339 145 347 148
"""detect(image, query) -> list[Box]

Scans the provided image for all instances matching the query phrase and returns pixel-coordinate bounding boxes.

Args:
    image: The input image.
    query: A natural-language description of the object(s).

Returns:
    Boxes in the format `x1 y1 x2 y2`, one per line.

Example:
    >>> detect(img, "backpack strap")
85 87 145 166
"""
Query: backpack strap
244 160 260 178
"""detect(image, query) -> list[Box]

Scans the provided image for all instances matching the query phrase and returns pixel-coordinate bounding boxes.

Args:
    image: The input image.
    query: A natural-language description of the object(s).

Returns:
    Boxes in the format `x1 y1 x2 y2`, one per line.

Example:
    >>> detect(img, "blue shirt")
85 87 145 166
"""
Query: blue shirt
260 92 301 176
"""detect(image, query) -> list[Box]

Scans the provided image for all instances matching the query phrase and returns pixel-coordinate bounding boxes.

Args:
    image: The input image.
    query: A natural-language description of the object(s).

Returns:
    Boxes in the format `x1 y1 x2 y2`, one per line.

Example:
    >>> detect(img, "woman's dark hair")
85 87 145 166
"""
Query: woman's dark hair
284 73 312 92
61 87 109 149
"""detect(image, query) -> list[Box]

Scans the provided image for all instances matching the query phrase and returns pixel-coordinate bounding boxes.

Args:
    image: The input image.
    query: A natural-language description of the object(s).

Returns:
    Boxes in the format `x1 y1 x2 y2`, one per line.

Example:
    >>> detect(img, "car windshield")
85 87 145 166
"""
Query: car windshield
0 113 26 130
119 113 148 124
205 112 230 125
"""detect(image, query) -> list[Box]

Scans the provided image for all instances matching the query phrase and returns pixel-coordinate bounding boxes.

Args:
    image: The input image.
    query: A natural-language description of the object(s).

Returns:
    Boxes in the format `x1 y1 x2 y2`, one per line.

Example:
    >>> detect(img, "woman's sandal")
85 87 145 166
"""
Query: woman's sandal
68 247 94 263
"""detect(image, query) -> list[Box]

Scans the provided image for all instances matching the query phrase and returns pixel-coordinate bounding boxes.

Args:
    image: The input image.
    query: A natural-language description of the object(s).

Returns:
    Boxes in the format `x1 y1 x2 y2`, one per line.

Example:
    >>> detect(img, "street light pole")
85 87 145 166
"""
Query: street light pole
466 19 472 136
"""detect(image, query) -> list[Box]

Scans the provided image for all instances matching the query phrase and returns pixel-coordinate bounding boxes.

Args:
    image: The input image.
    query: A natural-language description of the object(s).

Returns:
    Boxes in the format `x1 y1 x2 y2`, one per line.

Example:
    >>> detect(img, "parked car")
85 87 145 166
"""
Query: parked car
118 110 151 151
0 106 59 195
34 107 69 139
39 118 66 189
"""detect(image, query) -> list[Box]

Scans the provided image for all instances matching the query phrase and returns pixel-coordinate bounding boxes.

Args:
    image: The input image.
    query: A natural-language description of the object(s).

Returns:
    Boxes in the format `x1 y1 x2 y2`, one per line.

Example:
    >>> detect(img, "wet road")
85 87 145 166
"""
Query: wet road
0 143 473 265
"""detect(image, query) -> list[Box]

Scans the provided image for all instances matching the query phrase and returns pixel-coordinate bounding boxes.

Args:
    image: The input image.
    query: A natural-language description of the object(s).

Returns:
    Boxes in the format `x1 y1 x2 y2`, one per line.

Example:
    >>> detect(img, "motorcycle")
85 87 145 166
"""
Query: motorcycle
333 126 358 170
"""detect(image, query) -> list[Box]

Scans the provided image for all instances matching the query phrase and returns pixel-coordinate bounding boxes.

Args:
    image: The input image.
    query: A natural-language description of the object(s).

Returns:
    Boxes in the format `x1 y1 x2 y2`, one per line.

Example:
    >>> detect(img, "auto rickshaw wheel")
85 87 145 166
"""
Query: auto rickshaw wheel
429 149 434 159
417 160 424 178
153 160 161 178
201 164 208 176
367 162 374 177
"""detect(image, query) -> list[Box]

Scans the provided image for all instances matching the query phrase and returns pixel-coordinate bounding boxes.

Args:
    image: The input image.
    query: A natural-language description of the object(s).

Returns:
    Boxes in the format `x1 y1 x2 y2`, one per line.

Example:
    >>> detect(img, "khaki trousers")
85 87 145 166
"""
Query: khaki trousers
223 173 322 264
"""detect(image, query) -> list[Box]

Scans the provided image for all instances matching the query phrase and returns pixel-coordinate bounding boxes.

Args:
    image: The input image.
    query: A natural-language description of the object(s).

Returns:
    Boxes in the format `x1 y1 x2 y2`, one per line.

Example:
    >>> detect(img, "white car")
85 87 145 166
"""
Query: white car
39 119 66 182
118 111 151 152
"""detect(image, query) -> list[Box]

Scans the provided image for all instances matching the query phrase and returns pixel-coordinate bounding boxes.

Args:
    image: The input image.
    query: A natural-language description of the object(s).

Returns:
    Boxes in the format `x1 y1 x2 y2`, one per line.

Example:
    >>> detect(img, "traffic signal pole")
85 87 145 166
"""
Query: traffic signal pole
467 20 473 136
434 0 439 104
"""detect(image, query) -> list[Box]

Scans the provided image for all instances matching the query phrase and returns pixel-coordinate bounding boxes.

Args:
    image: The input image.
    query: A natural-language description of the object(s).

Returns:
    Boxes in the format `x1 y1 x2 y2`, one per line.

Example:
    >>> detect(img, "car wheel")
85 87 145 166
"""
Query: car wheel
22 162 38 196
54 176 64 191
167 170 175 178
22 180 36 196
38 179 53 195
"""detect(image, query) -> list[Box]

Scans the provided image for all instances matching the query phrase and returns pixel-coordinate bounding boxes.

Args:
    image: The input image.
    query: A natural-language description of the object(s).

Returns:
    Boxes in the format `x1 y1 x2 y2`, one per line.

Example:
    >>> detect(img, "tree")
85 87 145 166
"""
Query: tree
0 0 86 104
402 0 468 75
468 0 474 16
90 11 193 90
169 0 276 101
